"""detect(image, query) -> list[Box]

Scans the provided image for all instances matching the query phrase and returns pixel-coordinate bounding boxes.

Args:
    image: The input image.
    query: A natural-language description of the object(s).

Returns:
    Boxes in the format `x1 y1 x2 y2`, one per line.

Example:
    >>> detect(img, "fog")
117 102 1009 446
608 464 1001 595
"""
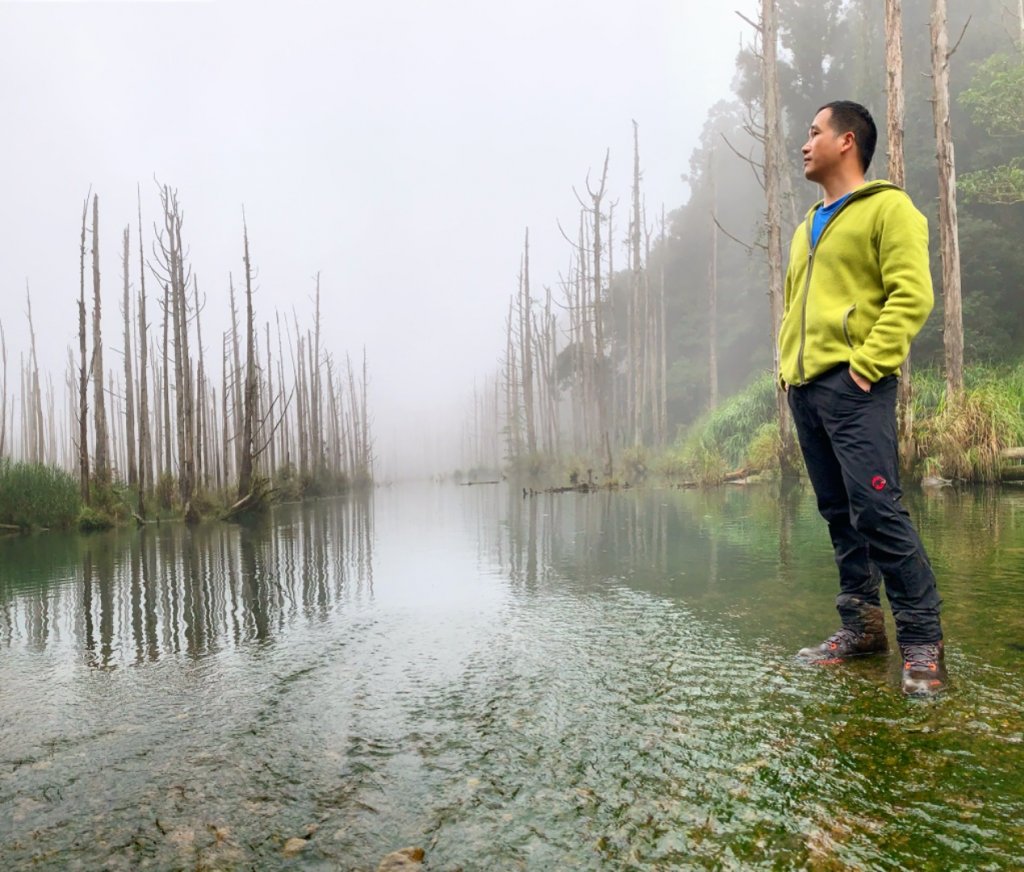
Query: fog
1 0 756 479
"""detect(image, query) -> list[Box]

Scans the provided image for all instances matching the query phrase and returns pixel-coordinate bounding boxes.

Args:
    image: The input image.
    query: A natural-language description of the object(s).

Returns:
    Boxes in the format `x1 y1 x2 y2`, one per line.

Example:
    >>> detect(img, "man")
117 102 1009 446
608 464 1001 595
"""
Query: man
778 100 946 696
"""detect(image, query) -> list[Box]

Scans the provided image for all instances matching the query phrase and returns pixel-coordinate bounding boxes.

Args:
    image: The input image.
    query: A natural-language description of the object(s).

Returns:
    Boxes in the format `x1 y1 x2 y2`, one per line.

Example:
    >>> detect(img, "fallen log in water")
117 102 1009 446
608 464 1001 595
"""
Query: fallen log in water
223 484 273 521
1002 447 1024 482
672 467 759 489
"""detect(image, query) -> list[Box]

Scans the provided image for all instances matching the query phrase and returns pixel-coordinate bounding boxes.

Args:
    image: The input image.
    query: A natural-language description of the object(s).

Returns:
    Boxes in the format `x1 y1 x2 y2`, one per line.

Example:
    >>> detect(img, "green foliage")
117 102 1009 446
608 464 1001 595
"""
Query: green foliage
619 445 650 483
0 459 81 529
271 463 353 502
506 451 554 481
746 422 784 475
959 52 1024 204
656 372 781 483
960 160 1024 205
682 371 777 469
914 362 1024 482
960 53 1024 136
155 472 176 511
88 475 134 523
77 506 114 532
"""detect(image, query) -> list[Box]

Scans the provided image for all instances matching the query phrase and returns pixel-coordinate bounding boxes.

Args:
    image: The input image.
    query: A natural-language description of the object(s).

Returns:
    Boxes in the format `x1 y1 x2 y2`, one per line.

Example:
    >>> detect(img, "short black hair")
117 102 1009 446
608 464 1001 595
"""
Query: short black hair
818 100 877 173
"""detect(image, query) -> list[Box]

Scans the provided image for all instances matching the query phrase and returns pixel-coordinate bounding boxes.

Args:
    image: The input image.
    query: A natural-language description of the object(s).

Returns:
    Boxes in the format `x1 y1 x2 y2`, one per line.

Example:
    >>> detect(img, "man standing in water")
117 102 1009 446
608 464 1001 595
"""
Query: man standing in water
778 100 947 696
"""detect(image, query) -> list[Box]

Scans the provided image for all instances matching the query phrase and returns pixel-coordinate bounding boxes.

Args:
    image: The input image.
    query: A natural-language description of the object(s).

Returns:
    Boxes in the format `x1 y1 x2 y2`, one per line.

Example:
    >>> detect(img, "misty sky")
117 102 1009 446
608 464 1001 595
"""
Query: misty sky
1 0 757 477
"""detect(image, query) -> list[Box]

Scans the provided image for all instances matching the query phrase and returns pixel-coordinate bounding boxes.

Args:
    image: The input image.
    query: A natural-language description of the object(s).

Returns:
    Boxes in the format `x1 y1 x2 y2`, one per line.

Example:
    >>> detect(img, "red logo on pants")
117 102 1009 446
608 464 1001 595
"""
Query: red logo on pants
871 475 887 491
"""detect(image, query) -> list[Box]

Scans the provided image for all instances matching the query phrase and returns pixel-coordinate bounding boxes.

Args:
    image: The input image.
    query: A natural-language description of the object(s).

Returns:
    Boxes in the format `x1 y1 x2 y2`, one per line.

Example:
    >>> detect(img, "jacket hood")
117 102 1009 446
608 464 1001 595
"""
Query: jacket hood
802 180 903 222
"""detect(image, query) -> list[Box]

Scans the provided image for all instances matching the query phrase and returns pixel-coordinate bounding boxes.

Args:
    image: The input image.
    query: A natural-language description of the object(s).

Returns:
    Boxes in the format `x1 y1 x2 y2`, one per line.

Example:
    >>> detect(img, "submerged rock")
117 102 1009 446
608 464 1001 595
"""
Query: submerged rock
282 837 308 856
377 846 425 871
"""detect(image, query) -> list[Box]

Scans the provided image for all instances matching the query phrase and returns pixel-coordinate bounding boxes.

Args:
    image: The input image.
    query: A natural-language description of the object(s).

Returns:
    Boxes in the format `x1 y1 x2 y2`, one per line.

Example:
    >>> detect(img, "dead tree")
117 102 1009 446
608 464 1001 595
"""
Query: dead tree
237 217 259 499
629 122 645 445
78 193 91 502
276 313 290 472
25 284 44 463
291 314 309 478
228 276 243 478
930 0 966 397
264 322 276 476
121 226 138 488
580 153 613 474
519 230 537 457
885 0 916 462
311 274 324 477
0 320 7 458
504 297 521 460
761 0 797 478
708 149 720 411
91 194 110 483
160 278 172 480
737 2 798 479
152 184 196 503
136 191 152 514
193 280 207 490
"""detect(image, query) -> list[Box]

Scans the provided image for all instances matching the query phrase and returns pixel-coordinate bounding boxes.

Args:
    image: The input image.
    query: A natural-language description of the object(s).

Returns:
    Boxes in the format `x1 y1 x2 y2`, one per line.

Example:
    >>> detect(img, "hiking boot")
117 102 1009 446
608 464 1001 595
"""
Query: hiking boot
797 626 888 663
900 641 947 696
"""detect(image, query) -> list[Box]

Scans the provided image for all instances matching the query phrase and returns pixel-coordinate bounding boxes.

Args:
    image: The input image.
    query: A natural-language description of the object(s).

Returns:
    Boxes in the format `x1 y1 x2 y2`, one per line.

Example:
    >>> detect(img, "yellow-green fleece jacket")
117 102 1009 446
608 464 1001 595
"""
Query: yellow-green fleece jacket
778 180 933 387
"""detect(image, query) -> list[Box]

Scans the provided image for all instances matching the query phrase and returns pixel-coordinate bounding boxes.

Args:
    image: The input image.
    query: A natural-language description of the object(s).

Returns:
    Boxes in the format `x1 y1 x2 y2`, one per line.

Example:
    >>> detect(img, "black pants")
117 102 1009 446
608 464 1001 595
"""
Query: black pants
787 365 942 644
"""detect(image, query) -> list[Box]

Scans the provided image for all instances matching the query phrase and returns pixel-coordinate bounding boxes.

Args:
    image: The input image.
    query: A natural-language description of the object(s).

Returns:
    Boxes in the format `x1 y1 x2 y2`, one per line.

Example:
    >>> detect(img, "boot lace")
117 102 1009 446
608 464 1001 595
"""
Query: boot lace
825 627 861 650
902 643 940 672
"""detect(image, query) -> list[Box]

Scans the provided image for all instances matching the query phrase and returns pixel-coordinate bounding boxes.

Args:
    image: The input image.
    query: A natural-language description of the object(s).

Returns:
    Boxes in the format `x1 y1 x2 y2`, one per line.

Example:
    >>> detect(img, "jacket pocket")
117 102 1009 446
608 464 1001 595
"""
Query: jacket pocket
841 304 857 348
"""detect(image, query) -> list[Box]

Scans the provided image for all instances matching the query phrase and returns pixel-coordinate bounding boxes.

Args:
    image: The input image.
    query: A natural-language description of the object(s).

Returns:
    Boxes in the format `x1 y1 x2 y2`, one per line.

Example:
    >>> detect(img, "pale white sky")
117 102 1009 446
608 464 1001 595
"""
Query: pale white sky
0 0 755 478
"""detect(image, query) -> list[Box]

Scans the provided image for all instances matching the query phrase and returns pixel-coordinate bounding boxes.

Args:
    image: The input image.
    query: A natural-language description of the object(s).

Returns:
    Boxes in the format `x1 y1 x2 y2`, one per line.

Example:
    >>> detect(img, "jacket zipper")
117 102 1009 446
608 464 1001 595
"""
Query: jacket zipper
794 189 873 384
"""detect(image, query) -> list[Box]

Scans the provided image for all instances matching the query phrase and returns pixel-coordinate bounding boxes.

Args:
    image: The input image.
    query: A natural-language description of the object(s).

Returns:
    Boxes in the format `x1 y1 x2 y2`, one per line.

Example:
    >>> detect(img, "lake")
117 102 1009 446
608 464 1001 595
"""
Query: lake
2 482 1023 870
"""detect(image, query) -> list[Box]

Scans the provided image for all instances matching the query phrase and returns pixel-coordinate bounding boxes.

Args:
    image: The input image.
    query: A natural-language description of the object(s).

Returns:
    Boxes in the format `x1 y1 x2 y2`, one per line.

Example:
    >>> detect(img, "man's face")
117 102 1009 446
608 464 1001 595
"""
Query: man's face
801 108 845 183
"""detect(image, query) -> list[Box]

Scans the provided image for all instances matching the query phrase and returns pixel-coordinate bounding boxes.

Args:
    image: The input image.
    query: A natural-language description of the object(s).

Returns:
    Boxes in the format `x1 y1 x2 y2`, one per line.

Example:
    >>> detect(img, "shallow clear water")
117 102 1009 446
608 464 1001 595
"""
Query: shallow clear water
1 483 1023 870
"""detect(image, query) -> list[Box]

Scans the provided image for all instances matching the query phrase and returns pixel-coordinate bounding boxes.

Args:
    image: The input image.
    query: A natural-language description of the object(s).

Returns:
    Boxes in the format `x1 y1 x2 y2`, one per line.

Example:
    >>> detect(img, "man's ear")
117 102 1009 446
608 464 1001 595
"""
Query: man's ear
839 131 857 156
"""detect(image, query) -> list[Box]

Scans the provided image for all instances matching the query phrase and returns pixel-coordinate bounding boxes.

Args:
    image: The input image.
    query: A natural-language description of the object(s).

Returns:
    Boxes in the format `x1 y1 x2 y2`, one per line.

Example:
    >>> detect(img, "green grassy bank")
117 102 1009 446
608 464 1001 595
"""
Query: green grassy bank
659 363 1024 485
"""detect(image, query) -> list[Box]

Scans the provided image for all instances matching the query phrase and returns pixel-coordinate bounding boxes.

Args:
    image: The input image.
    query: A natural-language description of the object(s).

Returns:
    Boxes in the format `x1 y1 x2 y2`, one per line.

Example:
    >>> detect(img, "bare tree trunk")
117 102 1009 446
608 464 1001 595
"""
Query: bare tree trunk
658 207 668 445
630 123 644 445
265 322 276 478
228 276 243 478
312 274 323 478
122 226 138 488
885 0 915 465
504 297 521 462
136 195 151 515
586 152 612 475
930 0 965 398
276 314 289 473
237 219 259 499
0 321 6 458
194 280 207 490
361 348 371 480
91 194 110 483
761 0 798 480
173 209 195 504
292 316 308 479
161 280 172 479
644 220 658 445
519 230 536 457
708 149 720 411
25 284 45 463
109 371 121 479
221 333 231 490
78 194 91 502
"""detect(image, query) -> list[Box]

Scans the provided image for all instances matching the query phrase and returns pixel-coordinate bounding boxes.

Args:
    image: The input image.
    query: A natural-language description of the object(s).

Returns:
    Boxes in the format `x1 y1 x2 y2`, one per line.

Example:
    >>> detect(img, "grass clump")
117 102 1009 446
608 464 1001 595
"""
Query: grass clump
0 459 81 529
77 505 115 531
659 371 779 483
915 362 1024 482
